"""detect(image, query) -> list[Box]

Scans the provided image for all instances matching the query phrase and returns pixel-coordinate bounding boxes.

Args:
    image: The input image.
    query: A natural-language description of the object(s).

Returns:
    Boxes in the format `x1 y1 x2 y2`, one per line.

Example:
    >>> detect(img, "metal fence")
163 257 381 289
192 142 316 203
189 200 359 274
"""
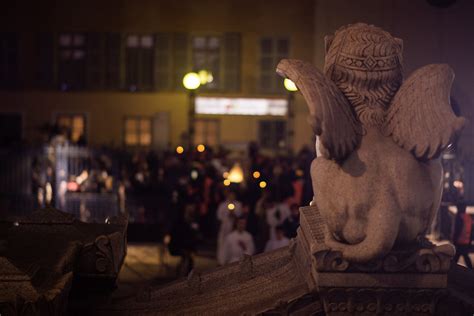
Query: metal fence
0 145 122 221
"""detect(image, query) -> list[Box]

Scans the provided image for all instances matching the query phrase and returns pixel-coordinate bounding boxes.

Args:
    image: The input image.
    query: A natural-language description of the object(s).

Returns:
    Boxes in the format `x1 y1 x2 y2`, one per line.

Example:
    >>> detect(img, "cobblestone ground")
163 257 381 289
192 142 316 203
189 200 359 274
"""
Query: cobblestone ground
116 242 218 295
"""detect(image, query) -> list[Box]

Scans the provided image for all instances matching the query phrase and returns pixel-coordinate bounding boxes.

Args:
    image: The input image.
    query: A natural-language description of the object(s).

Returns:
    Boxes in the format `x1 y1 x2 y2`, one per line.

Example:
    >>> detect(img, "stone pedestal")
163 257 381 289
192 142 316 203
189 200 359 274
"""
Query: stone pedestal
295 205 454 316
0 207 128 315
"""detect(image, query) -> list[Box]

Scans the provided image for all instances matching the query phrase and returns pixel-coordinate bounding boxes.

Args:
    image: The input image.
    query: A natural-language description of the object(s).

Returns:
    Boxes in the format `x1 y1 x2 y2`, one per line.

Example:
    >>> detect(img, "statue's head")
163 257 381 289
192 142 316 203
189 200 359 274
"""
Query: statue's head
324 23 403 125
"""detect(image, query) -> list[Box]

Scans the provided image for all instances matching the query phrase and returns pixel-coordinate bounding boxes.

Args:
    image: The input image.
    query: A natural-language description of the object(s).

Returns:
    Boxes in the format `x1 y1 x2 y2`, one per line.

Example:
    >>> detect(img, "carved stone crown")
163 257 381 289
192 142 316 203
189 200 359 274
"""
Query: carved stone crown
337 52 400 72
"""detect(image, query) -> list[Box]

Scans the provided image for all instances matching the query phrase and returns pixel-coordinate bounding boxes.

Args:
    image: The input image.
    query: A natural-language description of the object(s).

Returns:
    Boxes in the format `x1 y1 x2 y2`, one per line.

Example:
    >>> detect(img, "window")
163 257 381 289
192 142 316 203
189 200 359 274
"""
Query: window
192 36 220 89
126 35 154 91
58 33 86 90
194 119 219 146
0 33 18 89
0 113 21 145
124 117 152 146
56 113 86 144
258 120 286 149
259 37 289 93
191 33 241 91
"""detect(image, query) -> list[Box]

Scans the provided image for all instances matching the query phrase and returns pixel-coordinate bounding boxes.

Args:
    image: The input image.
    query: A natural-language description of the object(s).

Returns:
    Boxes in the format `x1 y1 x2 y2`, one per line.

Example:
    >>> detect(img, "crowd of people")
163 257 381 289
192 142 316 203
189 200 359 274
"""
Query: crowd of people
23 137 473 274
138 142 316 275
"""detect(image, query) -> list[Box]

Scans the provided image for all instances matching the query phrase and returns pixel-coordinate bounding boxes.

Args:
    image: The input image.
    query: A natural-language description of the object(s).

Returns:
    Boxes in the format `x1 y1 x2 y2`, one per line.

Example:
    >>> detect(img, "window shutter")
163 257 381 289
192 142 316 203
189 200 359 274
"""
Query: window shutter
126 36 140 90
222 33 241 92
154 33 172 90
274 38 289 94
259 37 289 94
86 32 104 90
139 36 154 91
36 33 56 89
105 33 123 90
172 33 190 90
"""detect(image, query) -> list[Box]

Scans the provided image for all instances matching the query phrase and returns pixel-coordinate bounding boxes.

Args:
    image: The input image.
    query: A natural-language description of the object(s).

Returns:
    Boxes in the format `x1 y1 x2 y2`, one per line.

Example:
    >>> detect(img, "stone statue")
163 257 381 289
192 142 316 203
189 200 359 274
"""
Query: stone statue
277 23 465 263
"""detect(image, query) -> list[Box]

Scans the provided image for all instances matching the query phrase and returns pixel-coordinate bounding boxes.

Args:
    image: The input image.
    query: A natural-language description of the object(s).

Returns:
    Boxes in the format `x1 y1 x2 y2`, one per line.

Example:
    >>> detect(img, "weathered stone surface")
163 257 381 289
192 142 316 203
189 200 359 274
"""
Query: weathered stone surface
277 23 466 263
0 207 128 315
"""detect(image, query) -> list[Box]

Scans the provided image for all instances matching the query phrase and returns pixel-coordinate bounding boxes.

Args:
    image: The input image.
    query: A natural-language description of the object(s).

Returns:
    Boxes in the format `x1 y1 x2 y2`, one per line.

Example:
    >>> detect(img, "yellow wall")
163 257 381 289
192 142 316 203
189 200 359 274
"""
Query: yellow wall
0 0 316 151
0 90 312 150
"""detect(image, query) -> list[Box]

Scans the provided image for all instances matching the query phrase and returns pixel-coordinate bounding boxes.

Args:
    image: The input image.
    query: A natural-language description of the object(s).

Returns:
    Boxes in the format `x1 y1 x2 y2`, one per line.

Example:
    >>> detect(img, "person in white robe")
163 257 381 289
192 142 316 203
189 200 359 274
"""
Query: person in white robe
221 217 255 264
216 191 242 264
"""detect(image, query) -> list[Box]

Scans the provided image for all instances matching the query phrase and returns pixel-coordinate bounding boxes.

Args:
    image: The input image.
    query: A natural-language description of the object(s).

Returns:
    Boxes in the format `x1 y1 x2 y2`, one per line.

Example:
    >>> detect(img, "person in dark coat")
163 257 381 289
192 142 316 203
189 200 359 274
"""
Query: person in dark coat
168 204 199 277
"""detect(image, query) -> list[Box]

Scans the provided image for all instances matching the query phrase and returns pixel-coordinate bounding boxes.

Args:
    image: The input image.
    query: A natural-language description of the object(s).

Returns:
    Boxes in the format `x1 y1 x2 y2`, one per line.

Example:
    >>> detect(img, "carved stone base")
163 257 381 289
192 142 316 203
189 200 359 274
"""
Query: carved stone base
0 207 128 315
297 205 455 316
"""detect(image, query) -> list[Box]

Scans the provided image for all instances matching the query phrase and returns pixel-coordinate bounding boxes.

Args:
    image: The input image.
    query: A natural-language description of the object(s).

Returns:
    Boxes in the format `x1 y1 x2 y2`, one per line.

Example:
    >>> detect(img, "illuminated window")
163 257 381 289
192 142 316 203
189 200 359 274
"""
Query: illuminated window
126 34 154 91
194 119 219 146
58 33 86 90
0 33 18 89
259 37 289 93
259 120 286 149
124 117 152 146
56 113 86 144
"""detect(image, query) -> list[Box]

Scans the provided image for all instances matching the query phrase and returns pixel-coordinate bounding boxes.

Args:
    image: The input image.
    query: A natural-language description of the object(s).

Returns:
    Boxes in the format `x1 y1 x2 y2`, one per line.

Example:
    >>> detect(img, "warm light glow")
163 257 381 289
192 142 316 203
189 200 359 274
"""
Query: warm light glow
183 72 201 90
296 169 304 177
176 146 184 154
252 171 261 179
196 144 206 152
223 179 231 186
227 203 235 211
196 97 288 116
284 78 298 92
198 70 213 84
453 180 464 189
223 171 229 178
259 181 267 189
198 70 208 84
228 163 244 183
76 170 89 185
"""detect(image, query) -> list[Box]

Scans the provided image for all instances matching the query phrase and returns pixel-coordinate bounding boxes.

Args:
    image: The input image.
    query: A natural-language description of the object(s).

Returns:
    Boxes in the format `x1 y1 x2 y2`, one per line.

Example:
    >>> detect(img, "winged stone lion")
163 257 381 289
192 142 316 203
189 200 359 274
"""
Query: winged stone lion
277 23 465 263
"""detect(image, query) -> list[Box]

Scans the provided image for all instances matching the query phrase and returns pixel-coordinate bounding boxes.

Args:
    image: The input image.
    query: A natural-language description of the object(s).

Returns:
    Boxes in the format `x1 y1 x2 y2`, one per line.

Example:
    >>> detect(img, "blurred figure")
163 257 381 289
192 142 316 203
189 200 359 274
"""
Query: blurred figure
221 217 255 264
168 204 199 277
453 202 473 269
282 203 300 239
254 190 271 252
264 225 289 252
266 198 290 242
216 191 242 264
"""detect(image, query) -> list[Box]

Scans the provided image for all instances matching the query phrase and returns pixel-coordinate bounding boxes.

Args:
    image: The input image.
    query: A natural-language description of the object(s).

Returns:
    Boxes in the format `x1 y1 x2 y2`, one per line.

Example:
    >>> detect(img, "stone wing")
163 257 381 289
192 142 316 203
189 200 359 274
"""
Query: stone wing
384 64 465 160
277 59 362 161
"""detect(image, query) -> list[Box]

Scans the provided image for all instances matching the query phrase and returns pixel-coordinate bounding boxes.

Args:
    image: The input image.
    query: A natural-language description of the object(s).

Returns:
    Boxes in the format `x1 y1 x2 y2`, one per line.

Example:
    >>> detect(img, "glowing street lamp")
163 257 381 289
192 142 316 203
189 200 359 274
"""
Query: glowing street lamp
183 72 201 149
183 70 212 149
198 70 213 85
183 72 201 90
283 78 298 92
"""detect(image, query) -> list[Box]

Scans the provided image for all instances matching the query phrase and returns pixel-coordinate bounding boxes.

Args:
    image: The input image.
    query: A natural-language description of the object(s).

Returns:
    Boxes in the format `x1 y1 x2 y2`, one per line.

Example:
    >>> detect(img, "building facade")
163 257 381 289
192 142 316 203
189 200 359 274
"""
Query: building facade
0 0 315 153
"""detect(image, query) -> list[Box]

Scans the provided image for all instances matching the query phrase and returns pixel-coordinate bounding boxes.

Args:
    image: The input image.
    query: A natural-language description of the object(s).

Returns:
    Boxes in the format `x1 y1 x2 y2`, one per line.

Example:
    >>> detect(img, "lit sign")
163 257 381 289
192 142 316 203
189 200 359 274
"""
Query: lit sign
195 97 288 116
